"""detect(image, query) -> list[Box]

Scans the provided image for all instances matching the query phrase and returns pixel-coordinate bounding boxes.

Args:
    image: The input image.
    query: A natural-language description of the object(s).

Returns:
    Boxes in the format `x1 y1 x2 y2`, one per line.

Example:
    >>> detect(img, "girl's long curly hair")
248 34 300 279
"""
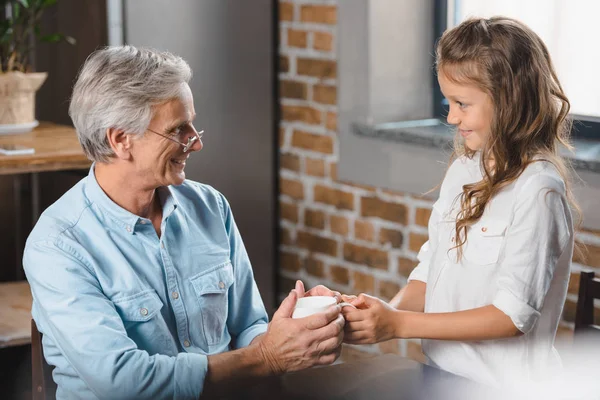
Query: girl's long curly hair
436 17 581 259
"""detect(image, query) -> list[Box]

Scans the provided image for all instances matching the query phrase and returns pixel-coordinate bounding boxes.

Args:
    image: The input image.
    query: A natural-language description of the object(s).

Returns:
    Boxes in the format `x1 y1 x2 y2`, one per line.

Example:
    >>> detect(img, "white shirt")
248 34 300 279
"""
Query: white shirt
409 153 574 388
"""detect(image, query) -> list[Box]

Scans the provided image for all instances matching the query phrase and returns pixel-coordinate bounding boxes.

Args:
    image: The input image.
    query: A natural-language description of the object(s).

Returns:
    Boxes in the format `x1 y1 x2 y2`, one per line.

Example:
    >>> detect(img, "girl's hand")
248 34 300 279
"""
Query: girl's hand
342 293 401 344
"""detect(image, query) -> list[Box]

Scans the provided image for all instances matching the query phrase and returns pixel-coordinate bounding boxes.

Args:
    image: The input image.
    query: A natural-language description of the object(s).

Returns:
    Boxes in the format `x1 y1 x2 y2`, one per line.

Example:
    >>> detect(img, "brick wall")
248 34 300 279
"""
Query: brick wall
277 0 600 361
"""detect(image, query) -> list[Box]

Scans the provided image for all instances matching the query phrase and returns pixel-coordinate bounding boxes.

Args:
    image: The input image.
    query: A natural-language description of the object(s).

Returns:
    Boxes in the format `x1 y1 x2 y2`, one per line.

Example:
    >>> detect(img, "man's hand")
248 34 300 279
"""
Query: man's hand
257 290 345 374
294 280 342 303
342 293 400 344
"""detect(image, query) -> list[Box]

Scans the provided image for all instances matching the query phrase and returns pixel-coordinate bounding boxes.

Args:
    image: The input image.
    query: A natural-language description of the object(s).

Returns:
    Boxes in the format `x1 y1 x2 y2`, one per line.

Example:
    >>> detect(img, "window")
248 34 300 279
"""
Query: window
434 0 600 139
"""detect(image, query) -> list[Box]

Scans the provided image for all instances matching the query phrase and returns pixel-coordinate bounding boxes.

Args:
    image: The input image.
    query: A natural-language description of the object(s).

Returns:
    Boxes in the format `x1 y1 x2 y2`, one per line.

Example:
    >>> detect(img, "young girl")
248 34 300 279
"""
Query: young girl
342 16 578 387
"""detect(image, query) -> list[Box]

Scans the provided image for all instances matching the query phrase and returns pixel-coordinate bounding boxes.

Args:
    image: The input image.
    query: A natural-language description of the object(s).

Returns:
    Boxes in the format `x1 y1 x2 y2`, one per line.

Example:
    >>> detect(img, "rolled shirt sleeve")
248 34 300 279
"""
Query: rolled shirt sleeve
492 174 571 334
24 239 207 400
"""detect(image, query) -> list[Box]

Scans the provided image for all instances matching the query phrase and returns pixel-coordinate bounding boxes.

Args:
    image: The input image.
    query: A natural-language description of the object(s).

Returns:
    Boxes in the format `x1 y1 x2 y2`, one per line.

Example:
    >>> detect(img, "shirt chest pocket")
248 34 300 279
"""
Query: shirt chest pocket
190 262 235 346
463 219 508 266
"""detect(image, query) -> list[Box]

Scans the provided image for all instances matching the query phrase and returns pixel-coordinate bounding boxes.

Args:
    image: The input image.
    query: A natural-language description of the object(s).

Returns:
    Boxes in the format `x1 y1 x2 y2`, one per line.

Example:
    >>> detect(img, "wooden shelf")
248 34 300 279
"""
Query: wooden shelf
0 281 32 348
0 122 91 175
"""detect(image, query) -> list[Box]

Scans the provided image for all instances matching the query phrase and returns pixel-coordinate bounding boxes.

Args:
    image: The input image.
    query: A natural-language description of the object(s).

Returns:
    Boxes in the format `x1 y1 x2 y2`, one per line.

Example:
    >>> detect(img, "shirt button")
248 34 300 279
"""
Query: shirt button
160 242 165 249
140 220 147 225
183 340 191 347
481 227 487 232
219 281 225 289
172 291 179 299
140 308 148 316
126 226 132 232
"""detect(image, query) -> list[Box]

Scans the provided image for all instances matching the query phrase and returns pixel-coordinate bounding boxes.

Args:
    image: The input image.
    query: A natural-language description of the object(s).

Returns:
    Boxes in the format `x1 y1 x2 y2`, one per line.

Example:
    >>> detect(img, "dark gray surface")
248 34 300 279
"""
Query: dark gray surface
240 354 494 400
124 0 276 313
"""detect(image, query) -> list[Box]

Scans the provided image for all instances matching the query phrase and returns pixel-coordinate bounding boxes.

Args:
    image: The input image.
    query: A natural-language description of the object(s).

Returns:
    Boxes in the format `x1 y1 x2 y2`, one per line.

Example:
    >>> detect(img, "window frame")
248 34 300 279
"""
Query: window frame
432 0 600 140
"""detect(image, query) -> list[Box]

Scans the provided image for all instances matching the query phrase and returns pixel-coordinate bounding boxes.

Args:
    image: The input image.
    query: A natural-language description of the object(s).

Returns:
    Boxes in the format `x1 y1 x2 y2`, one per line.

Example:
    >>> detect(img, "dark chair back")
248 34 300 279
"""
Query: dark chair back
574 271 600 341
31 319 57 400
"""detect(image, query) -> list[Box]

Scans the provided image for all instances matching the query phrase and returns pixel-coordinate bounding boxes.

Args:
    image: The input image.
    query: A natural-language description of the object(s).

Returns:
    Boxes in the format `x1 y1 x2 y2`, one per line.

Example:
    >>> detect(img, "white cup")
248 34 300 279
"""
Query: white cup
292 295 356 319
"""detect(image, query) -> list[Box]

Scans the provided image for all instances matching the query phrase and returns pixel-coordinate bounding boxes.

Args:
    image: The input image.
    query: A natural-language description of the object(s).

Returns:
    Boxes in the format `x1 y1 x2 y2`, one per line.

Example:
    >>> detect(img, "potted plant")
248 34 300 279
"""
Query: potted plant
0 0 74 134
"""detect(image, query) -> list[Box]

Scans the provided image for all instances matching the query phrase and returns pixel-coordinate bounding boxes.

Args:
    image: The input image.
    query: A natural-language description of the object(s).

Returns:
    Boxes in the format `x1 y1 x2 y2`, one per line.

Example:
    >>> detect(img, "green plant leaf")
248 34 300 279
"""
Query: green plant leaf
42 0 57 6
16 0 29 8
40 33 61 43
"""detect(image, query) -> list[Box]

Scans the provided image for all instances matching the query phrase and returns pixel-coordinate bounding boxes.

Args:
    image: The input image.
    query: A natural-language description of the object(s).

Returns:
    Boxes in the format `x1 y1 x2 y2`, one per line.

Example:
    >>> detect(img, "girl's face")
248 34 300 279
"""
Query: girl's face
438 70 494 151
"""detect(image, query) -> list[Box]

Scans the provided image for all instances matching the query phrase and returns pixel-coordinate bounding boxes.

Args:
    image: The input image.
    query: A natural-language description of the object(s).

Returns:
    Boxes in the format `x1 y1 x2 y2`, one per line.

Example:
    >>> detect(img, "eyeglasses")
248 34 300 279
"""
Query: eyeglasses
146 126 204 152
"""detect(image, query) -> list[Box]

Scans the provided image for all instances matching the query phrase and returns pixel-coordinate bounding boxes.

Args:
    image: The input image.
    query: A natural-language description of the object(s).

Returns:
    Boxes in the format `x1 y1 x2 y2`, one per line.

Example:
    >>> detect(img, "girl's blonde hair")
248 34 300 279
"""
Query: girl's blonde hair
436 17 581 259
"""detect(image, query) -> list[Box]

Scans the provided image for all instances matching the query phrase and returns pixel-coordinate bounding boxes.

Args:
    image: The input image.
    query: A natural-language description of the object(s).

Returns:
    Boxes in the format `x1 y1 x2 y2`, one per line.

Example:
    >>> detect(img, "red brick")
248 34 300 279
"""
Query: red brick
398 257 417 278
287 28 307 48
282 105 322 125
415 207 432 227
297 58 337 79
305 157 326 177
354 220 375 242
409 233 428 253
344 243 388 270
279 2 294 21
330 215 349 236
379 228 404 248
300 5 337 24
279 127 286 147
280 152 300 172
305 258 325 278
280 80 307 100
279 55 289 73
326 112 337 131
313 84 337 105
280 251 301 272
313 31 333 51
291 130 333 153
330 265 350 285
329 161 338 180
361 196 408 224
314 184 354 210
280 226 294 245
304 208 326 229
353 270 375 293
297 231 338 257
280 177 304 200
280 201 298 223
379 280 401 301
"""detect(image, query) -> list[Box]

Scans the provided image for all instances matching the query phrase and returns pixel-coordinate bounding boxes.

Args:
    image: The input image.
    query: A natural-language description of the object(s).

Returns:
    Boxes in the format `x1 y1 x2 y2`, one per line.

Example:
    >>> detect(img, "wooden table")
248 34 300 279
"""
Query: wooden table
0 281 33 348
0 122 90 175
238 354 492 400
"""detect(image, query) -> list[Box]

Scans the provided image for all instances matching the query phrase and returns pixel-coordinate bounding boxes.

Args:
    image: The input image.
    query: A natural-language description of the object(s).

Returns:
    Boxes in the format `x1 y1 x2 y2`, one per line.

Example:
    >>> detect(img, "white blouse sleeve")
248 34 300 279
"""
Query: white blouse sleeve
492 173 572 334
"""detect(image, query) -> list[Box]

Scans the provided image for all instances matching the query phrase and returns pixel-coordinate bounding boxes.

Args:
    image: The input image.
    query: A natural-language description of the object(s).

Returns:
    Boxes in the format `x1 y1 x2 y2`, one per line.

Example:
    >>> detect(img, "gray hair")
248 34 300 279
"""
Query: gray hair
69 45 192 162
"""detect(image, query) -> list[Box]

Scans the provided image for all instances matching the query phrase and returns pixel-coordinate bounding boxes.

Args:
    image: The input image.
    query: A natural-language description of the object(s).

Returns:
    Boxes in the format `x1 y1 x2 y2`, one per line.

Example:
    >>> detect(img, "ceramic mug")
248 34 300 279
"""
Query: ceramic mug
292 295 356 319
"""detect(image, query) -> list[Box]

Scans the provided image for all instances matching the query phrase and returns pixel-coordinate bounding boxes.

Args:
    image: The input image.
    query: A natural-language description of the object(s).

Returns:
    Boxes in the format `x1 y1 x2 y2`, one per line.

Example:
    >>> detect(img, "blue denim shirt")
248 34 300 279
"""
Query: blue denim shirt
23 165 269 399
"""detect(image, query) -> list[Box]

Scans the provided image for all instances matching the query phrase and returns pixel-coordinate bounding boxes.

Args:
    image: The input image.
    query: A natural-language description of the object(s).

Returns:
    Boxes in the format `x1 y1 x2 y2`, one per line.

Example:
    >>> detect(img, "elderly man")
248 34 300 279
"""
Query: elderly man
23 46 344 399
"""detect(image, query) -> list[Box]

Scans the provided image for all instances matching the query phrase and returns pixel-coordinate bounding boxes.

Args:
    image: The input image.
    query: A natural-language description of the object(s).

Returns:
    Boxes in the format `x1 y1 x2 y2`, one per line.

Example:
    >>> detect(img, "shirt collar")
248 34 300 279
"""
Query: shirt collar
84 163 180 234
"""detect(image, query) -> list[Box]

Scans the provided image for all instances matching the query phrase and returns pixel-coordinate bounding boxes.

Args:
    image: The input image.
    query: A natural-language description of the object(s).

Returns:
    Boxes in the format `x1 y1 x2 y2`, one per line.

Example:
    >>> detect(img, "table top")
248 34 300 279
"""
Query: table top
0 281 32 348
0 122 91 175
241 354 491 400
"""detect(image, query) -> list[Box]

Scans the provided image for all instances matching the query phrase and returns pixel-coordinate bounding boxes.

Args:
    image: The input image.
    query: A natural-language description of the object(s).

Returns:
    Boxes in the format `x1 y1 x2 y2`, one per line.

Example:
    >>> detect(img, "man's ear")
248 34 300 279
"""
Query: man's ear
106 127 133 160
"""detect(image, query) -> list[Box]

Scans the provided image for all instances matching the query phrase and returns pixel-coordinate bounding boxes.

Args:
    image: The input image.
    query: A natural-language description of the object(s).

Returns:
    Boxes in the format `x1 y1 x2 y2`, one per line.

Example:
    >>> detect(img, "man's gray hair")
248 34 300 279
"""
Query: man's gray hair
69 45 192 162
